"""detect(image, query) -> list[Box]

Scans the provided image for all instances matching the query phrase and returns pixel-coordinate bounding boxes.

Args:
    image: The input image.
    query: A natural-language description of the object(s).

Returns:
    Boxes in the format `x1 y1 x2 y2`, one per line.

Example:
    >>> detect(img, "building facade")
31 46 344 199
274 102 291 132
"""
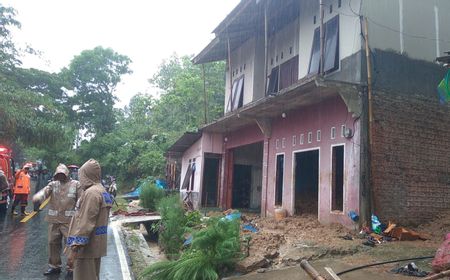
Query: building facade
166 0 450 227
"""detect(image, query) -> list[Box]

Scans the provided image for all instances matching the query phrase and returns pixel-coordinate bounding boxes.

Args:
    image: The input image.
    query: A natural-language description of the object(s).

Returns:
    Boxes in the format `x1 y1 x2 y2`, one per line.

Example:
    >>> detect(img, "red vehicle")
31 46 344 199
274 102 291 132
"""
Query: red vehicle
0 145 14 212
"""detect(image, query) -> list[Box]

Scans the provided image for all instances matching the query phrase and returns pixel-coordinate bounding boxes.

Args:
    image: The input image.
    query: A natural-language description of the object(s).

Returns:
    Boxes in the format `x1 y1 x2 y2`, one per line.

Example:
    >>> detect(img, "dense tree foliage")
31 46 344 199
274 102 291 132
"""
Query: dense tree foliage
73 56 225 189
63 46 132 136
0 4 74 168
149 55 225 142
0 4 225 189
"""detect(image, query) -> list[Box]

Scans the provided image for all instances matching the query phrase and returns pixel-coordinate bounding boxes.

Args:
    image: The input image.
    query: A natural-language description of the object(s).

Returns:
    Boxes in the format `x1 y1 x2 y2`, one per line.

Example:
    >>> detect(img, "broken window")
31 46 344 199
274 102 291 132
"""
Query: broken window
275 154 284 206
267 66 279 94
280 55 299 90
308 15 340 75
331 145 344 211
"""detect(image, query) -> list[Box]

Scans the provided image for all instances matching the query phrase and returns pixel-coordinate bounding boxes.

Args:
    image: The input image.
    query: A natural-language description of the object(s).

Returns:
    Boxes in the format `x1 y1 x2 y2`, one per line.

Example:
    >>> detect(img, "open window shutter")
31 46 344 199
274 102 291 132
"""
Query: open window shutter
226 79 239 112
267 66 279 94
308 28 321 75
181 165 192 190
237 77 244 108
324 15 339 73
280 55 299 90
232 76 244 110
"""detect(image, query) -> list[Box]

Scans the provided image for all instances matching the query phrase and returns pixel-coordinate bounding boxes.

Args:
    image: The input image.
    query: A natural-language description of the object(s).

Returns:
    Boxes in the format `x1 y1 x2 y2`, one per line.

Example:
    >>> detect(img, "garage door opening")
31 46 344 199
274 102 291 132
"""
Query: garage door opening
294 149 319 215
230 142 263 211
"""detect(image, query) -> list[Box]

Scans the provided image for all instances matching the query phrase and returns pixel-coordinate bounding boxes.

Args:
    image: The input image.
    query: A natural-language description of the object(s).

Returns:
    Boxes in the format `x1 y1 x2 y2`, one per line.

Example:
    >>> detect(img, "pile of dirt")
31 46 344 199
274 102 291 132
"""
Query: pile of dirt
237 214 362 272
415 209 450 243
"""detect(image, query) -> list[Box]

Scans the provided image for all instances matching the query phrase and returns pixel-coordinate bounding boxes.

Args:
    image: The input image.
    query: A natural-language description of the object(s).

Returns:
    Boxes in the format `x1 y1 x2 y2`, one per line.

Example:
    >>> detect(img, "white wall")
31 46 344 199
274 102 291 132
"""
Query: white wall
267 18 300 73
201 132 223 154
253 34 266 101
225 38 256 113
298 0 362 79
362 0 450 61
180 139 202 194
179 133 224 209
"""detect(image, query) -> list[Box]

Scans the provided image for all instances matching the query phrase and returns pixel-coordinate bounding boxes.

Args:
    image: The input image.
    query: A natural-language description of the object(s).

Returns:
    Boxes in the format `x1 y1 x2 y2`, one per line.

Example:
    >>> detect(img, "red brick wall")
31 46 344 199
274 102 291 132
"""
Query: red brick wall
371 90 450 226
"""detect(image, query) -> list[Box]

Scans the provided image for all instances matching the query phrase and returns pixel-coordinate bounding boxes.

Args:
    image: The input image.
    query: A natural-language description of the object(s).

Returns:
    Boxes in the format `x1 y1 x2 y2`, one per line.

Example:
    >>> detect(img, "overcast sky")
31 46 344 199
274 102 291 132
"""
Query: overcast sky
3 0 239 107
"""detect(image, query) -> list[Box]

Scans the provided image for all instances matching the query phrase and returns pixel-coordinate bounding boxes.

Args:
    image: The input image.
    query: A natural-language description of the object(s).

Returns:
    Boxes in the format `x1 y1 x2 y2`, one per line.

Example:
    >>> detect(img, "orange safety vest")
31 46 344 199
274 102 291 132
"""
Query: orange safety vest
14 170 30 194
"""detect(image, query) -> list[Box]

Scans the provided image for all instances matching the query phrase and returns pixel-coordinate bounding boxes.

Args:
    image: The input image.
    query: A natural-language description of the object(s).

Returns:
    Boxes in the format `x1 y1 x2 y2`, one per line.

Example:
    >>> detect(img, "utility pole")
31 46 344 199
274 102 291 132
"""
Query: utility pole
202 64 208 124
319 0 325 75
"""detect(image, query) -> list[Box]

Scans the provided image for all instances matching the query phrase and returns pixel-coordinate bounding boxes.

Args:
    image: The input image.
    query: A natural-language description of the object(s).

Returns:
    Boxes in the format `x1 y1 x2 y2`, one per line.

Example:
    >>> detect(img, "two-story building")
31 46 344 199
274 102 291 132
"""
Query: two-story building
166 0 450 228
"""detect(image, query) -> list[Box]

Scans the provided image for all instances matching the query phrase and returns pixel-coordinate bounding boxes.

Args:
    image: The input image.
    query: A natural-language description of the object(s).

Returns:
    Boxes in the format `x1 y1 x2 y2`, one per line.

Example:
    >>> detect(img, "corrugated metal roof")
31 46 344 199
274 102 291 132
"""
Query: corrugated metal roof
165 131 202 157
193 0 300 64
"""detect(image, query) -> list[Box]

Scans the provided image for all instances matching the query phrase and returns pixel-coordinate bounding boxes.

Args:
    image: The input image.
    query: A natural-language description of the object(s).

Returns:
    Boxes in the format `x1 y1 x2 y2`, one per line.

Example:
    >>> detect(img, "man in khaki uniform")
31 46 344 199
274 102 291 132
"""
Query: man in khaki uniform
32 164 82 276
67 159 112 280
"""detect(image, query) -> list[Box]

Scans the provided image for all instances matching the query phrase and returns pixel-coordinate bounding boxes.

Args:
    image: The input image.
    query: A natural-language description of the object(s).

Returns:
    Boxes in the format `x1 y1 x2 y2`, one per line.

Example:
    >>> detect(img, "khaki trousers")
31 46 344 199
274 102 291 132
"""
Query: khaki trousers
74 258 101 280
48 223 69 269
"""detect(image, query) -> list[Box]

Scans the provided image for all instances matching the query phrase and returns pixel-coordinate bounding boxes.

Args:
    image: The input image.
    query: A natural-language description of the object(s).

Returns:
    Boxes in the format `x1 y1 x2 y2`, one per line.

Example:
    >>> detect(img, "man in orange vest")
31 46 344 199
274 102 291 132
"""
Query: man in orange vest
11 163 31 215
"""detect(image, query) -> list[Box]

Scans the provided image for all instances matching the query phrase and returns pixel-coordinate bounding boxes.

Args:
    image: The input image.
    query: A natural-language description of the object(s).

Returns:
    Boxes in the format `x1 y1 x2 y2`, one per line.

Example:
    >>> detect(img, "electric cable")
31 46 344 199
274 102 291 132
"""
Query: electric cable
336 255 434 276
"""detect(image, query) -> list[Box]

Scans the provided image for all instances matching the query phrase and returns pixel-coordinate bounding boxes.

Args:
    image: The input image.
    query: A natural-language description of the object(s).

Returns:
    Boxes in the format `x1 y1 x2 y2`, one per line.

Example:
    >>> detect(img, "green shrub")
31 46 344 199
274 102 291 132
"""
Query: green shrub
185 210 202 229
156 195 187 259
139 181 165 211
141 217 241 280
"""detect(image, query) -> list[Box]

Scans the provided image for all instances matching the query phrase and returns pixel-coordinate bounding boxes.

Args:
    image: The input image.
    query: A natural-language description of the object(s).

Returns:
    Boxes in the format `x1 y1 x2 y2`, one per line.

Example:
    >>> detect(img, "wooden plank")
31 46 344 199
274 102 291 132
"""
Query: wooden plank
20 196 51 223
325 267 342 280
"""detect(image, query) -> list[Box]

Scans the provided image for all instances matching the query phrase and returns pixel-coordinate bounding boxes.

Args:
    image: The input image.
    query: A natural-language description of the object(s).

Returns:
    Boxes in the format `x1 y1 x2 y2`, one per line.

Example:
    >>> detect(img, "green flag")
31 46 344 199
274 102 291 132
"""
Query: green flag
438 70 450 104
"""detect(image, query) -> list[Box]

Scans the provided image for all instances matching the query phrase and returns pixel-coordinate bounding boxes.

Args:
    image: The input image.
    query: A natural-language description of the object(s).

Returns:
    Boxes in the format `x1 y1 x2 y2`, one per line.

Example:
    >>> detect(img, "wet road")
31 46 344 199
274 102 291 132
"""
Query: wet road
0 188 129 280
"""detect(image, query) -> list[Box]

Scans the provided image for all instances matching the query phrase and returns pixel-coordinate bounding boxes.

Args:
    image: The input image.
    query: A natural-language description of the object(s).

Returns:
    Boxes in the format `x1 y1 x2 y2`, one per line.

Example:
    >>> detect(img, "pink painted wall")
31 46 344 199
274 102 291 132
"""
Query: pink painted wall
180 139 202 194
180 132 224 209
224 124 264 149
180 96 361 228
265 95 361 228
201 133 223 154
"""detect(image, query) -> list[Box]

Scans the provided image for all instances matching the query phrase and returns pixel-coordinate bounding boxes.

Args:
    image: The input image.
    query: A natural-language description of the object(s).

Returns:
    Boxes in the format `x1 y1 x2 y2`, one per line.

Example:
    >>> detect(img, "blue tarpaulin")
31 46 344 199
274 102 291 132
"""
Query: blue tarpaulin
242 224 258 233
122 178 167 199
122 186 142 199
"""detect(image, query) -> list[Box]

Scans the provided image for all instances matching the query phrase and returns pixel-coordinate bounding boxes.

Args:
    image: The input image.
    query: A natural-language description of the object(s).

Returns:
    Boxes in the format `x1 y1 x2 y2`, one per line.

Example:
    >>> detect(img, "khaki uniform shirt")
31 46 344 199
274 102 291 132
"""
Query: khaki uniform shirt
67 183 113 258
36 180 82 224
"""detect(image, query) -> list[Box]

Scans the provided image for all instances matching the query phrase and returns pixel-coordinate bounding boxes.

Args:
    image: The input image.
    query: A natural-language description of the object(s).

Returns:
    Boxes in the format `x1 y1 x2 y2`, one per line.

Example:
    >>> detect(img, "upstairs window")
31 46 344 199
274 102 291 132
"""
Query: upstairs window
267 66 279 95
226 75 244 112
280 55 299 90
308 15 340 75
232 76 244 110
